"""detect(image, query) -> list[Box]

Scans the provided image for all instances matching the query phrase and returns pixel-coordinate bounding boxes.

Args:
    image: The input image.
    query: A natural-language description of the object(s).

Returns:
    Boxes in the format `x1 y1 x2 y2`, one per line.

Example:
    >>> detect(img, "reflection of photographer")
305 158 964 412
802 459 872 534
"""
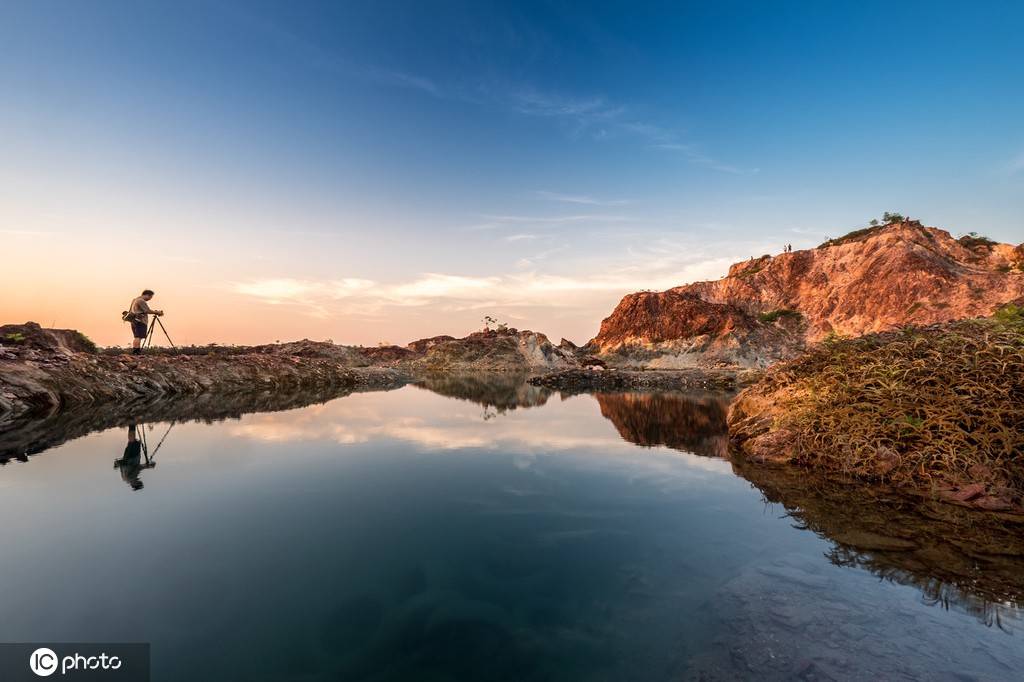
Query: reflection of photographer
113 421 171 491
123 289 173 353
114 423 155 491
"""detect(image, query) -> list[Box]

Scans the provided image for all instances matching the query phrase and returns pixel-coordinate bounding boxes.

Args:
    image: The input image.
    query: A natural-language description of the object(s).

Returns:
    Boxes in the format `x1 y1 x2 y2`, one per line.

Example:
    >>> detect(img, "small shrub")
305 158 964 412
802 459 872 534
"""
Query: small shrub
993 303 1024 326
758 308 802 324
959 232 997 250
74 333 99 353
3 332 26 344
819 225 885 248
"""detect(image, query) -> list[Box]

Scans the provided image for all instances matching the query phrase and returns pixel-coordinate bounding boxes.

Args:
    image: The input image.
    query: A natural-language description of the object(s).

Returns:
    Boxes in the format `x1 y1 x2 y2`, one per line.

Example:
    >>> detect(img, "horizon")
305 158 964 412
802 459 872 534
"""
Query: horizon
3 1 1023 347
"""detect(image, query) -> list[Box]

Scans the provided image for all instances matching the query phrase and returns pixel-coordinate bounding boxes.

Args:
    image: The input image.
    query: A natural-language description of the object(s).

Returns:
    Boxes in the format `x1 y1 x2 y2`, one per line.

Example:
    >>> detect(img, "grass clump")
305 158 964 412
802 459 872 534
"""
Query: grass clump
758 308 802 324
735 255 771 279
958 232 997 250
993 303 1024 325
763 315 1024 499
73 332 99 354
819 225 886 248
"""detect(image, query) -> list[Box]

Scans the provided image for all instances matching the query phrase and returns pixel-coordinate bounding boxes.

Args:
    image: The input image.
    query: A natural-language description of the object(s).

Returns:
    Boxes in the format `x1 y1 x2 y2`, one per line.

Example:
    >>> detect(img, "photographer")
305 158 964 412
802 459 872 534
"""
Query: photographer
127 289 163 354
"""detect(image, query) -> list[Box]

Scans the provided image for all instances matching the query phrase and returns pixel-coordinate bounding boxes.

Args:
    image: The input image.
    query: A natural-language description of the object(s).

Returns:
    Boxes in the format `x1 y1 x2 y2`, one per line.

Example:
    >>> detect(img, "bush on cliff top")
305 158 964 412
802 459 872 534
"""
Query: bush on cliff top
761 309 1024 499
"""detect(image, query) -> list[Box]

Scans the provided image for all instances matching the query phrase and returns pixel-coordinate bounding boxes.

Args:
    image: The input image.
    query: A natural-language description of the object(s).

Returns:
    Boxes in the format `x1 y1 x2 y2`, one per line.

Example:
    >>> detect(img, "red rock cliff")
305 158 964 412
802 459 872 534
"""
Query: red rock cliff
591 222 1024 366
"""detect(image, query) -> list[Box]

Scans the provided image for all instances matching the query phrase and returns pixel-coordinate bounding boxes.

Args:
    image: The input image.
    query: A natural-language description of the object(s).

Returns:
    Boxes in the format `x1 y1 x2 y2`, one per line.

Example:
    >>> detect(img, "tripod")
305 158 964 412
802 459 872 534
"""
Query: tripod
143 315 176 349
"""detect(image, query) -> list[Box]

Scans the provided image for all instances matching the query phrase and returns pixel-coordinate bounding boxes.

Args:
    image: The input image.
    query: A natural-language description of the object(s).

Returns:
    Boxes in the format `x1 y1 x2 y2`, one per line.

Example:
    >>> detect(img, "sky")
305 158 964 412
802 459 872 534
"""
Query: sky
2 0 1023 347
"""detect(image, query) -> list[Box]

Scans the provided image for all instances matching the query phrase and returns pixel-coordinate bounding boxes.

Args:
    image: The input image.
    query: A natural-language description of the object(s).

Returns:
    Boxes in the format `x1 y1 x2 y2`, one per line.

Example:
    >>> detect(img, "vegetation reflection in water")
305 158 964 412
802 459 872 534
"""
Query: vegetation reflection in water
0 374 1021 680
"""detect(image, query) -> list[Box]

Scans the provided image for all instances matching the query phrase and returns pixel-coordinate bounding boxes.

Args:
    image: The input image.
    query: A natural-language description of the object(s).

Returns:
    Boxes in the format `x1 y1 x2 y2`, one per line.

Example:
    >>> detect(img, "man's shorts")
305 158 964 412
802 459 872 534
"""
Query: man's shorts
132 319 148 339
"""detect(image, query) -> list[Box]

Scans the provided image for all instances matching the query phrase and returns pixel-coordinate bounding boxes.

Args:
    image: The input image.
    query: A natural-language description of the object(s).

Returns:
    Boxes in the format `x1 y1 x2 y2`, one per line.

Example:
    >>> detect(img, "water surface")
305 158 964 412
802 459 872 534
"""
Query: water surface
0 379 1021 681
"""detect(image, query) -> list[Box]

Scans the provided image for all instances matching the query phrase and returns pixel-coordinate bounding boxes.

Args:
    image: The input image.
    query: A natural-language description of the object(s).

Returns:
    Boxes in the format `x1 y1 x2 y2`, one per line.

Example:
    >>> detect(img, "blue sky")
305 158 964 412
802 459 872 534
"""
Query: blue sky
2 1 1023 345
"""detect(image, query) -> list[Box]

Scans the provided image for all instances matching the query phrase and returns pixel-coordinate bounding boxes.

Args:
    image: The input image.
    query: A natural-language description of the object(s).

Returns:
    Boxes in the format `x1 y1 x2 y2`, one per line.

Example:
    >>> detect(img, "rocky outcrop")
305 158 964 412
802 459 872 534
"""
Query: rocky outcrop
400 328 577 372
591 222 1024 367
590 290 803 368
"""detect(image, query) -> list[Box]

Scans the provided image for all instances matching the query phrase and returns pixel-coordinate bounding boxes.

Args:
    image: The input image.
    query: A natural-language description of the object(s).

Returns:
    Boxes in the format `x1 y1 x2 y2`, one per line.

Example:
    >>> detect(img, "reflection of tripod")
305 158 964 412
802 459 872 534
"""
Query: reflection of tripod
139 420 175 463
114 421 173 491
143 315 176 349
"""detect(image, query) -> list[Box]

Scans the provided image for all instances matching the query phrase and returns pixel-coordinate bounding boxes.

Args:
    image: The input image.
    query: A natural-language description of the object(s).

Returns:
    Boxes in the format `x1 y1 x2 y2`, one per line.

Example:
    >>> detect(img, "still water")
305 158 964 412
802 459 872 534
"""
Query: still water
0 377 1021 681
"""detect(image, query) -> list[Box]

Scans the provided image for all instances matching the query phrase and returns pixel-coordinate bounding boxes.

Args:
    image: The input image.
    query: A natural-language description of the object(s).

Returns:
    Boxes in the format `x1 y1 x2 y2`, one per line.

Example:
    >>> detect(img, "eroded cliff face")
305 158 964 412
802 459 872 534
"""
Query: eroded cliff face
591 222 1024 367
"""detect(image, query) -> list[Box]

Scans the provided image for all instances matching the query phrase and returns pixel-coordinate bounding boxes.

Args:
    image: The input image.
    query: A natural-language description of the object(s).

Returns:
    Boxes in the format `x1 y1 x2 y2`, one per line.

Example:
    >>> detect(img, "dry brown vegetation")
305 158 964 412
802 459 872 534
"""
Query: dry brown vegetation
729 307 1024 510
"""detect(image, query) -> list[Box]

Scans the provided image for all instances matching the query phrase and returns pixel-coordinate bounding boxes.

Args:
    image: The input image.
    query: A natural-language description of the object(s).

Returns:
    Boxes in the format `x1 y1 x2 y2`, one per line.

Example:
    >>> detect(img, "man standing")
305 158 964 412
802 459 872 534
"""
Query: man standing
129 289 163 354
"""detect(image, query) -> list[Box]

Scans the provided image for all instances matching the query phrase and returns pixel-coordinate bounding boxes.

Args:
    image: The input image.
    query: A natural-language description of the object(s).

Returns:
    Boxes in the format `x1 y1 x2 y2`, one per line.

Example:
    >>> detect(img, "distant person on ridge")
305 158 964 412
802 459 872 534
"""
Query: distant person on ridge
128 289 163 354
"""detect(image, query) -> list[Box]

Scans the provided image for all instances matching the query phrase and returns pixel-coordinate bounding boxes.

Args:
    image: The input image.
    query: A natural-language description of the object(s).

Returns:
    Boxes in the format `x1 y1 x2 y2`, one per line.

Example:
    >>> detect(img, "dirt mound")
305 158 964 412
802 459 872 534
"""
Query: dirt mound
253 339 370 364
0 322 97 354
406 335 457 354
728 308 1024 513
591 221 1024 367
355 345 418 364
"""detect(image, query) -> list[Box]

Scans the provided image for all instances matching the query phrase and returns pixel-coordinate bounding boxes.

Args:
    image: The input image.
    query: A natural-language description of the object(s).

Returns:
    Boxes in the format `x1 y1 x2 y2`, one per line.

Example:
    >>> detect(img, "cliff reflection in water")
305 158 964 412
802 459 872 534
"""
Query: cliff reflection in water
411 372 553 413
412 373 731 460
733 459 1024 628
0 382 398 464
595 392 730 458
406 378 1024 627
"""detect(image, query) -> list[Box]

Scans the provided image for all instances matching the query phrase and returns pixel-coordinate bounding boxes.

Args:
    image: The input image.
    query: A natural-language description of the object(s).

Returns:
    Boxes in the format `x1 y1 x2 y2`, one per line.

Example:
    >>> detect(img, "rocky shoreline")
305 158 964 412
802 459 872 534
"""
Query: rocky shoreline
0 322 753 424
0 324 408 424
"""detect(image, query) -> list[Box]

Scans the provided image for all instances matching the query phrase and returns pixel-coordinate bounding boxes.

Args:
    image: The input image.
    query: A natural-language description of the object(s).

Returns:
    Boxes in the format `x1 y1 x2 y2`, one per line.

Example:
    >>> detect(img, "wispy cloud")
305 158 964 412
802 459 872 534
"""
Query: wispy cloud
500 87 622 120
389 274 501 301
234 7 440 99
505 233 540 242
492 86 755 174
534 191 629 206
237 7 750 176
228 234 764 324
481 213 630 225
0 229 59 236
514 243 569 269
233 278 377 317
789 226 829 237
1008 150 1024 174
650 143 759 175
362 66 440 96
